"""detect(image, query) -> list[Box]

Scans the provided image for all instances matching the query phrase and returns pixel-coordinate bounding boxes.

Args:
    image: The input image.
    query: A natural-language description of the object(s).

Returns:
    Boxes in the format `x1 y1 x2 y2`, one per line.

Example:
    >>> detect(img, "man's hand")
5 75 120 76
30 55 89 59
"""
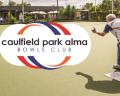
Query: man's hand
91 27 107 37
91 27 97 33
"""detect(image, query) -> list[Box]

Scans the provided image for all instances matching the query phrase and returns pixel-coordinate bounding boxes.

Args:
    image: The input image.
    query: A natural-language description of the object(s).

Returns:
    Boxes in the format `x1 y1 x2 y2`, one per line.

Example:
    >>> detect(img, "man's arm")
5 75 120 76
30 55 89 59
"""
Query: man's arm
91 27 107 37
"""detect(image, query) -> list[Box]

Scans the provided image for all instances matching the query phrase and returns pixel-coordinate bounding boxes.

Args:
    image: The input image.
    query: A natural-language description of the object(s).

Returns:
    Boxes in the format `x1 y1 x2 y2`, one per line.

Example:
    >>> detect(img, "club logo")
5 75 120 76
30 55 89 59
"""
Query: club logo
0 22 91 70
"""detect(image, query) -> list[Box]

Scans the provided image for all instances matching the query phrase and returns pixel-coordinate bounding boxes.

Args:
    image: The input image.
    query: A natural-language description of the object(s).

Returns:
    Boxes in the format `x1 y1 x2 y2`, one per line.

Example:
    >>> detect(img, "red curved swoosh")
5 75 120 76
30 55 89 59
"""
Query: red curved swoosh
18 24 40 35
47 56 71 67
17 56 39 69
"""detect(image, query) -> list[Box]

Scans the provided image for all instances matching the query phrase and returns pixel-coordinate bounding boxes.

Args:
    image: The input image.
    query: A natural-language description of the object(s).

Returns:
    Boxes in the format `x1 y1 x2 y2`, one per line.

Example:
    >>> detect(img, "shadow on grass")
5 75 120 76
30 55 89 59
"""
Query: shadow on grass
75 72 120 94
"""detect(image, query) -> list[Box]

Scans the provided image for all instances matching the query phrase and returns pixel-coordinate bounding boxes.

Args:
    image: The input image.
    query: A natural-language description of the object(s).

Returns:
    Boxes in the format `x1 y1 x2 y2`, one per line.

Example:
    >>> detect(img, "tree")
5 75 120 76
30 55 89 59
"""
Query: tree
100 0 111 11
0 0 3 6
59 5 76 20
64 5 71 19
71 6 76 19
91 0 120 12
8 0 16 6
7 1 31 6
113 0 120 12
17 2 31 6
82 0 120 21
84 3 93 10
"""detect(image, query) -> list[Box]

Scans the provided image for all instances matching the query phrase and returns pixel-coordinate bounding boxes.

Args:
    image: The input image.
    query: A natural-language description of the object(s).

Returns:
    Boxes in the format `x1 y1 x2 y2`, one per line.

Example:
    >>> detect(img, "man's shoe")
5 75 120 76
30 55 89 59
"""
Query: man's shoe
113 64 120 70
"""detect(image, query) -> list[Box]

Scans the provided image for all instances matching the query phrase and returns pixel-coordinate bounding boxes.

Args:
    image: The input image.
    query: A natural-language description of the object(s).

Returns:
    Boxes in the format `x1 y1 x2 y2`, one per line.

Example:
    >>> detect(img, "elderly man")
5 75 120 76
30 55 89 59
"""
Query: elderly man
92 14 120 70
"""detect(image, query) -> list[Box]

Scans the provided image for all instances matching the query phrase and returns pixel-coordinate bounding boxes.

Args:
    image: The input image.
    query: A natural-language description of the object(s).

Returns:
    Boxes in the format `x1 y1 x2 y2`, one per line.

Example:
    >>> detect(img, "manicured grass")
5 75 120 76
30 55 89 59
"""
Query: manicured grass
0 22 119 96
0 25 9 35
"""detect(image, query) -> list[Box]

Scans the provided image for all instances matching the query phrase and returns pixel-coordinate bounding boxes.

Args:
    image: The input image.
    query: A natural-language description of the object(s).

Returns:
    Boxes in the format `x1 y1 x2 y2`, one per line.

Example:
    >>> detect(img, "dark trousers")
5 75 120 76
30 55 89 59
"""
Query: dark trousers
117 43 120 65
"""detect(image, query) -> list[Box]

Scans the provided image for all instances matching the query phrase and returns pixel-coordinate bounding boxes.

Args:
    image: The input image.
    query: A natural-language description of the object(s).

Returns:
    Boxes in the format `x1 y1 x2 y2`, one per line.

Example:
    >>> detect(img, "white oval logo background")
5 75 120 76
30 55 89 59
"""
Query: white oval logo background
0 23 91 69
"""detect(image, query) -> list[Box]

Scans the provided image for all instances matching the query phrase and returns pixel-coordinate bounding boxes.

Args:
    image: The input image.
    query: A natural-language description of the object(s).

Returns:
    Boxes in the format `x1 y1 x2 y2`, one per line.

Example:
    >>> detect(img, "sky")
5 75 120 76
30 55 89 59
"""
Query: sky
2 0 103 8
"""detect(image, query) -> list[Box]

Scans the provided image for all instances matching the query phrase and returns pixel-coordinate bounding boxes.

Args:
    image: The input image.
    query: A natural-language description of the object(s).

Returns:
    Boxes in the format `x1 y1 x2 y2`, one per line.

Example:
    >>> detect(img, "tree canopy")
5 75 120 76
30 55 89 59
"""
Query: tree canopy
8 0 31 6
0 0 3 6
84 0 120 13
60 5 76 20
